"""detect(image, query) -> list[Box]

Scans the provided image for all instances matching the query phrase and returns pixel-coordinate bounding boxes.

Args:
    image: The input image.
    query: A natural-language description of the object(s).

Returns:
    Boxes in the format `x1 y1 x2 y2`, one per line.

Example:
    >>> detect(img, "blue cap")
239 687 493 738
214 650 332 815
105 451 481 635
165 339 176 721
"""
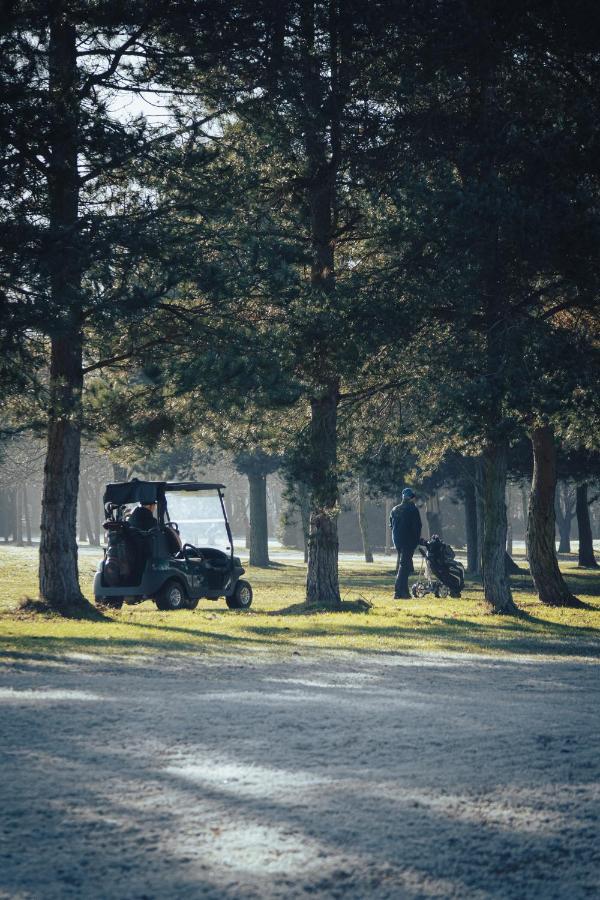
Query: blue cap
402 488 416 500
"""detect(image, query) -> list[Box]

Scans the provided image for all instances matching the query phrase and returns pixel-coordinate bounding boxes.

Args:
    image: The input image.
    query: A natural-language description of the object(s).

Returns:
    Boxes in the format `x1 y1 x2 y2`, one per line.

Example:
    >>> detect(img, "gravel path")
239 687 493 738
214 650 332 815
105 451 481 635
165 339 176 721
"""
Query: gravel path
0 650 598 899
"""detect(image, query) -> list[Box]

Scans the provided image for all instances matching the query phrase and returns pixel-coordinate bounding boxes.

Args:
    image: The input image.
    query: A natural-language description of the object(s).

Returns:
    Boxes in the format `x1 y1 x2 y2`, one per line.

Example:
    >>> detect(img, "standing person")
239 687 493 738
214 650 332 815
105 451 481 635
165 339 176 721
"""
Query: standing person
390 488 422 599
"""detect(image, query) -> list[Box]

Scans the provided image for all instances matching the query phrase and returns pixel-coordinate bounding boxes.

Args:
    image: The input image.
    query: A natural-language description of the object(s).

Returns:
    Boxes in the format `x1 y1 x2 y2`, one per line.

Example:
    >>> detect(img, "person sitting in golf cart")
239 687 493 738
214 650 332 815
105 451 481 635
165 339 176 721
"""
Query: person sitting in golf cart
127 500 158 530
126 500 159 579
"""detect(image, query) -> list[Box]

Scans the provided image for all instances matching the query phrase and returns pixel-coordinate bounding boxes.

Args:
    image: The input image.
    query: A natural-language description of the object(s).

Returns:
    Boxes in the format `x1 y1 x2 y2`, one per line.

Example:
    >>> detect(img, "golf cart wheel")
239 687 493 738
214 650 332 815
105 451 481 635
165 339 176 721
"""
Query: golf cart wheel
226 580 253 610
435 583 450 599
410 583 427 599
155 579 187 611
95 596 123 610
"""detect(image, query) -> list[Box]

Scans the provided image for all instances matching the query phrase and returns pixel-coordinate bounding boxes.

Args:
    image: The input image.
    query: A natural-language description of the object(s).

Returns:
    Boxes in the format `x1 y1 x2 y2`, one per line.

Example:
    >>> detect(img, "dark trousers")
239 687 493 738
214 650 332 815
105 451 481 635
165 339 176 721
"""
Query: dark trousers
395 545 416 597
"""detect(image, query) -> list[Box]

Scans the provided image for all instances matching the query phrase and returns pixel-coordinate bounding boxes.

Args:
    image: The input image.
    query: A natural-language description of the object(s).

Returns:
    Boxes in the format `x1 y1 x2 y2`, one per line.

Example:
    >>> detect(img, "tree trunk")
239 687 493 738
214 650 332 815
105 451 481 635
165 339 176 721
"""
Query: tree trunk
520 483 529 557
300 0 343 608
463 477 478 575
15 487 23 546
298 483 310 564
505 505 521 573
23 486 32 545
384 498 393 556
425 492 443 538
78 484 91 544
555 483 574 553
38 10 91 616
527 426 582 607
306 385 341 607
576 483 598 568
557 523 571 553
357 477 373 563
82 481 100 546
93 481 104 543
474 460 485 576
481 441 518 613
39 334 88 614
248 470 270 567
506 520 513 556
505 552 522 574
235 489 250 550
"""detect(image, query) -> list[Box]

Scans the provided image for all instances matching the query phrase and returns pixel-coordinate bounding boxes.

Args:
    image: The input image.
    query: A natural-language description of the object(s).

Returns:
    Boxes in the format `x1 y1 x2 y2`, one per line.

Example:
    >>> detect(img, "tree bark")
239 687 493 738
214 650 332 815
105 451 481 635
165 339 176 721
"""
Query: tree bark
236 490 250 550
39 334 88 613
505 513 513 555
474 459 485 576
555 482 574 553
357 477 373 563
15 487 23 546
78 484 91 544
297 483 310 564
384 498 393 556
576 483 598 568
463 477 478 575
23 486 32 545
38 10 91 616
520 483 529 557
300 1 343 608
306 385 341 607
482 441 518 613
82 481 100 546
504 552 522 574
425 492 443 538
527 426 582 607
248 470 270 567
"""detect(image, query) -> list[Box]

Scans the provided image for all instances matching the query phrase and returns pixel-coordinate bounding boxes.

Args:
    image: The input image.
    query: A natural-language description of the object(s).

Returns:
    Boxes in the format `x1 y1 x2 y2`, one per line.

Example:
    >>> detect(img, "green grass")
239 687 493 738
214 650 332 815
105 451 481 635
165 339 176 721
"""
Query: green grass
0 546 599 662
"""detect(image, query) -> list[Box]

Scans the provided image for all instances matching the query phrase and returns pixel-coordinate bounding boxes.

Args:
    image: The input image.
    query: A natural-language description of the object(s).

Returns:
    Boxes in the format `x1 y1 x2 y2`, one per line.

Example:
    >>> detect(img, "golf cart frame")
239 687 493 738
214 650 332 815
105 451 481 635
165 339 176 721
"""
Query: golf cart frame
93 479 252 611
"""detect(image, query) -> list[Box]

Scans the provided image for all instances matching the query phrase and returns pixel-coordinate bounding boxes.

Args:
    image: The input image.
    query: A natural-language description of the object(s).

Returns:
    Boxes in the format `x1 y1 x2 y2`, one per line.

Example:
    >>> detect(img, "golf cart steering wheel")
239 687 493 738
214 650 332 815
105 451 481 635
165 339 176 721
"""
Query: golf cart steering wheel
182 543 202 559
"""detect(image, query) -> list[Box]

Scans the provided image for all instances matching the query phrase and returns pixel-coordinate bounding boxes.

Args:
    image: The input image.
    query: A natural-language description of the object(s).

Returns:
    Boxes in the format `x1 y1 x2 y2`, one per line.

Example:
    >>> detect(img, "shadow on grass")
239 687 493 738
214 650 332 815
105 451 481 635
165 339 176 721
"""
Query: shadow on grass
553 571 600 597
1 612 599 660
17 597 109 622
2 583 599 663
271 599 372 616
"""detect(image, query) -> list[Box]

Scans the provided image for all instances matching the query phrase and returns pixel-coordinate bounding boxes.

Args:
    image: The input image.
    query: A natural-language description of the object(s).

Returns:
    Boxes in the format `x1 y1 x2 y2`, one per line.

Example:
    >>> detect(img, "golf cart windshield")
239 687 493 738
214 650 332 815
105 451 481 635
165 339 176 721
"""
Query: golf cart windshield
165 489 230 553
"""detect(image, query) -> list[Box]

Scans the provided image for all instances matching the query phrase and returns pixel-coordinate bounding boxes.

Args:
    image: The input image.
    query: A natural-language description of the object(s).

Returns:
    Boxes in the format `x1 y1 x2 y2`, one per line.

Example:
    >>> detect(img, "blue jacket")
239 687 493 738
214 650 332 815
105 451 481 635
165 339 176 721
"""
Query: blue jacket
390 501 422 550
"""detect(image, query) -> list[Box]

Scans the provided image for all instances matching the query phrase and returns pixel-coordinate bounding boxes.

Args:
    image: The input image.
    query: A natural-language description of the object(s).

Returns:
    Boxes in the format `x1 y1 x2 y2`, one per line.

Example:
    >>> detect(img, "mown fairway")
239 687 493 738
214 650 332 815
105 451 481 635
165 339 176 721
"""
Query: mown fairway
1 547 599 662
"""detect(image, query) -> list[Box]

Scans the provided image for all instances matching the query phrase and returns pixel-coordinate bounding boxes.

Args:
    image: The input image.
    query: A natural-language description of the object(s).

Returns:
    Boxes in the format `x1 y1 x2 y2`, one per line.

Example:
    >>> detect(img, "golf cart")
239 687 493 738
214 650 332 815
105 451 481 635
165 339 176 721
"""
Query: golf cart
93 479 252 612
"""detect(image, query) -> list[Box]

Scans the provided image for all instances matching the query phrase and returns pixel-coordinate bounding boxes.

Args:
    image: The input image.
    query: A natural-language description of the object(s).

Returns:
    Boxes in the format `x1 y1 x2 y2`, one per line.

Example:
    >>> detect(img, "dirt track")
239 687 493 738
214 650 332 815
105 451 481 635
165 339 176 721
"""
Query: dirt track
0 650 598 899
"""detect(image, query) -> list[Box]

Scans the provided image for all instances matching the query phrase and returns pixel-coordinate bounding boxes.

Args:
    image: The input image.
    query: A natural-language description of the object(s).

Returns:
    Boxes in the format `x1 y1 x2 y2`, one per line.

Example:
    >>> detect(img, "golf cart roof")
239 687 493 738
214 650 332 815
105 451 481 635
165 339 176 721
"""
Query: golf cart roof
164 482 225 492
104 479 225 505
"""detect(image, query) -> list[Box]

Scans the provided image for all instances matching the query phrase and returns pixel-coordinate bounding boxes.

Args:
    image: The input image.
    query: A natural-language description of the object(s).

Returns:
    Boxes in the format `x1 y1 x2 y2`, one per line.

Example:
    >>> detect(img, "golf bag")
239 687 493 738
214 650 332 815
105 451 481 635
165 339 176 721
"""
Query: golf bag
411 535 464 599
102 522 132 586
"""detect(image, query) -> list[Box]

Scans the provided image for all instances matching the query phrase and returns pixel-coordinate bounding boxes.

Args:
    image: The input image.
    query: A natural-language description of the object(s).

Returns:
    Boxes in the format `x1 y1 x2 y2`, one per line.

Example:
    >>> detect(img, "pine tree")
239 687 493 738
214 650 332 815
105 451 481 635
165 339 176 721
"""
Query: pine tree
0 1 210 613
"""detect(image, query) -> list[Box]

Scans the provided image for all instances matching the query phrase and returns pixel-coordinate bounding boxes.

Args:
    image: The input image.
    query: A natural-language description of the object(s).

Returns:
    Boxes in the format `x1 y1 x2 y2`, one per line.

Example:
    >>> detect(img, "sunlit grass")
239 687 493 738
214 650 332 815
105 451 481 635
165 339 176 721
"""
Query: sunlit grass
0 546 598 662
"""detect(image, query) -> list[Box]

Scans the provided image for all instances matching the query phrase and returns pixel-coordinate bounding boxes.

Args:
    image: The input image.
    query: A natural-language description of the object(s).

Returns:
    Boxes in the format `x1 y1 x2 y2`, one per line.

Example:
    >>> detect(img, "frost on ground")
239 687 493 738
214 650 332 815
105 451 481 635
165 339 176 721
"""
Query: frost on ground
0 650 598 899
